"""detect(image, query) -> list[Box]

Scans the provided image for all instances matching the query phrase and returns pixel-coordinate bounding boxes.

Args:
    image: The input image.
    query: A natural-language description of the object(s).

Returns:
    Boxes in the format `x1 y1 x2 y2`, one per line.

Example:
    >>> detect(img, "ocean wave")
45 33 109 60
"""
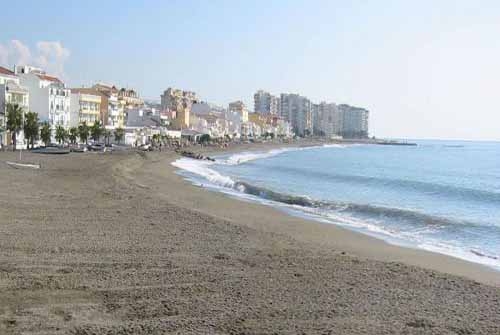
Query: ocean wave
260 165 500 204
232 181 490 229
220 144 348 166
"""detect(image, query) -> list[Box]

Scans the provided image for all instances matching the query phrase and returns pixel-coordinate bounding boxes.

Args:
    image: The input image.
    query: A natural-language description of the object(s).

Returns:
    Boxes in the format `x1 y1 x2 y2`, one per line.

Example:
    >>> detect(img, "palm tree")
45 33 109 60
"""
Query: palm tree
69 127 78 144
40 123 51 147
90 120 103 143
23 111 39 149
6 103 24 151
104 129 112 146
55 125 68 145
152 133 161 145
78 122 89 144
114 127 124 145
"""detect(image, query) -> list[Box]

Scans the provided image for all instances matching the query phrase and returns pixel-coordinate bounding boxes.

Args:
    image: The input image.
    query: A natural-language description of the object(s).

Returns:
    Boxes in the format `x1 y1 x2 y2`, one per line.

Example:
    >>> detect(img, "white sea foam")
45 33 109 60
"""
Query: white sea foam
171 158 235 188
418 242 500 270
221 144 348 166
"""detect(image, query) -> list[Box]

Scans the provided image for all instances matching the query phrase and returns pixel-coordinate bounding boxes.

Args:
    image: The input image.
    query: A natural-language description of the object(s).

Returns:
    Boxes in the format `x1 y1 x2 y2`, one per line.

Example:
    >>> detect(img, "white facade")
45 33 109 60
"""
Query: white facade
18 70 71 128
0 67 29 148
0 81 30 148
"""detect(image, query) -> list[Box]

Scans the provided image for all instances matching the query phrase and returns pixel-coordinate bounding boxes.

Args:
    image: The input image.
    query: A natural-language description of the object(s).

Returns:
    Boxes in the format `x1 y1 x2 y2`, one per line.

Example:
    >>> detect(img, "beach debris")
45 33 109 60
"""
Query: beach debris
176 150 215 161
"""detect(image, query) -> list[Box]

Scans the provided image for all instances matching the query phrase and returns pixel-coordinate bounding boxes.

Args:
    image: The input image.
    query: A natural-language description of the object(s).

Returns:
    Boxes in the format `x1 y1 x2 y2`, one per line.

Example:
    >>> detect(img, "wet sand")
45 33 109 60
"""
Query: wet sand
0 148 498 334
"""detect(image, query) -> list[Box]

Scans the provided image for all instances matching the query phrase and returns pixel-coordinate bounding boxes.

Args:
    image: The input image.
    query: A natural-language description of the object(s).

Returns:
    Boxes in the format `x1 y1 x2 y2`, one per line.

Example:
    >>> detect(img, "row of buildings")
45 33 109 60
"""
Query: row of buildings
0 63 369 148
0 65 144 147
254 90 369 138
160 88 293 140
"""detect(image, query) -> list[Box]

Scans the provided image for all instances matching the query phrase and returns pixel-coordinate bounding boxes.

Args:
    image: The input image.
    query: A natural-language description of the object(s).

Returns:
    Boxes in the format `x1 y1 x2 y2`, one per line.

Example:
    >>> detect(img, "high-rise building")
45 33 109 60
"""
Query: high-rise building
313 102 342 138
161 88 197 129
338 104 369 138
271 95 280 115
254 90 279 115
228 100 248 123
280 93 312 136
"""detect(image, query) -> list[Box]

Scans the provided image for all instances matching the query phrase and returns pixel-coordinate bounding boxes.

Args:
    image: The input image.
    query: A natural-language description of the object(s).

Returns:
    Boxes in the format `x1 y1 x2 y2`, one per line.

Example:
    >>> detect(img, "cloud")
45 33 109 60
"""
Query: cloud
0 40 70 79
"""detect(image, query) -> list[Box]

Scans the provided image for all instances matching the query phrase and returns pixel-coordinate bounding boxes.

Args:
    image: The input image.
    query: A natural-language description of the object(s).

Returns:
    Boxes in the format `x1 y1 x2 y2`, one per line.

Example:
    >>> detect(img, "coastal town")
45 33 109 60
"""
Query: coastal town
0 64 369 150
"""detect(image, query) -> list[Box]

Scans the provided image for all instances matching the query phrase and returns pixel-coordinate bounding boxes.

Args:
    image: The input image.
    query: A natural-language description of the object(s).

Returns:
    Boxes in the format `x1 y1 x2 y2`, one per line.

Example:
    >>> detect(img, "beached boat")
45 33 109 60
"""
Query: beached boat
5 161 41 169
32 147 71 154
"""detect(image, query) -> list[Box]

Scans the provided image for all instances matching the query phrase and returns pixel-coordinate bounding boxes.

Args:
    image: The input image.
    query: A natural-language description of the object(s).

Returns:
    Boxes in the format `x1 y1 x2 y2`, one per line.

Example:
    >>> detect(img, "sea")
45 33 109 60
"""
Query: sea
172 140 500 271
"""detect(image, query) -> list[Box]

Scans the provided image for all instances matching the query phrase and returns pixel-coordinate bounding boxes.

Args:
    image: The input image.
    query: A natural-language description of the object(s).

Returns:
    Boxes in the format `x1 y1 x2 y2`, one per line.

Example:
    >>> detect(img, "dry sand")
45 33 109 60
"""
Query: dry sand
0 147 498 334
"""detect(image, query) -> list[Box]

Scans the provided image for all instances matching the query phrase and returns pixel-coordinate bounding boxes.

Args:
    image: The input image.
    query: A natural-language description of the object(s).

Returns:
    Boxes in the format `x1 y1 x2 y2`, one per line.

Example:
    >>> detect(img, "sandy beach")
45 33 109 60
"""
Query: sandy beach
0 146 499 334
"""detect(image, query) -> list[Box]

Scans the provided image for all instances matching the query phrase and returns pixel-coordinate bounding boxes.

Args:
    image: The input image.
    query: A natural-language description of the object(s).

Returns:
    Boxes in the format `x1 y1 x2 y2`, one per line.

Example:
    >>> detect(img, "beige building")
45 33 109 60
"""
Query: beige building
118 88 143 109
70 89 102 127
228 100 248 123
161 88 197 129
92 84 126 128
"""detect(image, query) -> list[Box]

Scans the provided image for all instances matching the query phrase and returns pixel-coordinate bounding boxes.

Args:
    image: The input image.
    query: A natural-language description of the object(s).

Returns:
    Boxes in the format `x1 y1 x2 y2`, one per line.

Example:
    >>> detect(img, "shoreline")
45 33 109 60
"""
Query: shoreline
0 147 498 333
168 142 500 286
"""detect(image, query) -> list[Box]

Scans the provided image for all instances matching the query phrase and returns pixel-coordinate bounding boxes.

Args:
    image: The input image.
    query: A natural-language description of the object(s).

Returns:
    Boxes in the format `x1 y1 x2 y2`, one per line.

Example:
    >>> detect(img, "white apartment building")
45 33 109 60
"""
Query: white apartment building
280 93 312 136
16 65 71 129
0 66 29 148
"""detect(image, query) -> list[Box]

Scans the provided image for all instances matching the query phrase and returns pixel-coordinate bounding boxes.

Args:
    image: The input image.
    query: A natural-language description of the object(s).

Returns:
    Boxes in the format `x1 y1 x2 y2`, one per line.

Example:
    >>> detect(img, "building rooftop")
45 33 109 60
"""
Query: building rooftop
70 87 102 96
0 66 16 76
36 74 62 83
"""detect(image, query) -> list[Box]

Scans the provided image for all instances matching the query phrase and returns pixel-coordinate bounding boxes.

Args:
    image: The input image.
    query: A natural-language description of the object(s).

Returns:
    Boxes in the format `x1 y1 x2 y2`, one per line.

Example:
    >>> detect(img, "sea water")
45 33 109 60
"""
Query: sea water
172 140 500 270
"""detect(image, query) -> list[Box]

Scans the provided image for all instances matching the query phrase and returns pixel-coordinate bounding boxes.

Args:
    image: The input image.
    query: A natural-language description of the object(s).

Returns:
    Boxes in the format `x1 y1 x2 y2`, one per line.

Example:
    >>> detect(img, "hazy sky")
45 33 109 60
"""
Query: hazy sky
1 0 499 140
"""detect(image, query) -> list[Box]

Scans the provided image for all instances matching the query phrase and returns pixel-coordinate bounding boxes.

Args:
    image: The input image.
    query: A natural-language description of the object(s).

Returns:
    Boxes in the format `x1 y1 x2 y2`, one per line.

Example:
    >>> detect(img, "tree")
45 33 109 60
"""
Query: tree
78 122 89 144
24 111 39 149
199 133 211 144
40 123 51 147
90 120 103 143
152 133 161 145
114 127 124 145
69 127 78 144
55 125 68 144
6 103 23 151
104 129 111 145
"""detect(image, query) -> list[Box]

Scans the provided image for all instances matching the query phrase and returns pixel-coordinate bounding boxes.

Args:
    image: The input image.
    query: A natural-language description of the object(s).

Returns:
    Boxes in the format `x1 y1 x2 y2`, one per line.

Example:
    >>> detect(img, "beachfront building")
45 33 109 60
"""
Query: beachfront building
92 83 125 128
191 101 225 117
228 100 248 123
118 88 143 110
190 114 220 137
161 88 197 130
338 104 369 138
280 93 312 137
16 65 71 129
70 89 102 127
0 66 29 148
313 102 342 138
254 90 279 115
